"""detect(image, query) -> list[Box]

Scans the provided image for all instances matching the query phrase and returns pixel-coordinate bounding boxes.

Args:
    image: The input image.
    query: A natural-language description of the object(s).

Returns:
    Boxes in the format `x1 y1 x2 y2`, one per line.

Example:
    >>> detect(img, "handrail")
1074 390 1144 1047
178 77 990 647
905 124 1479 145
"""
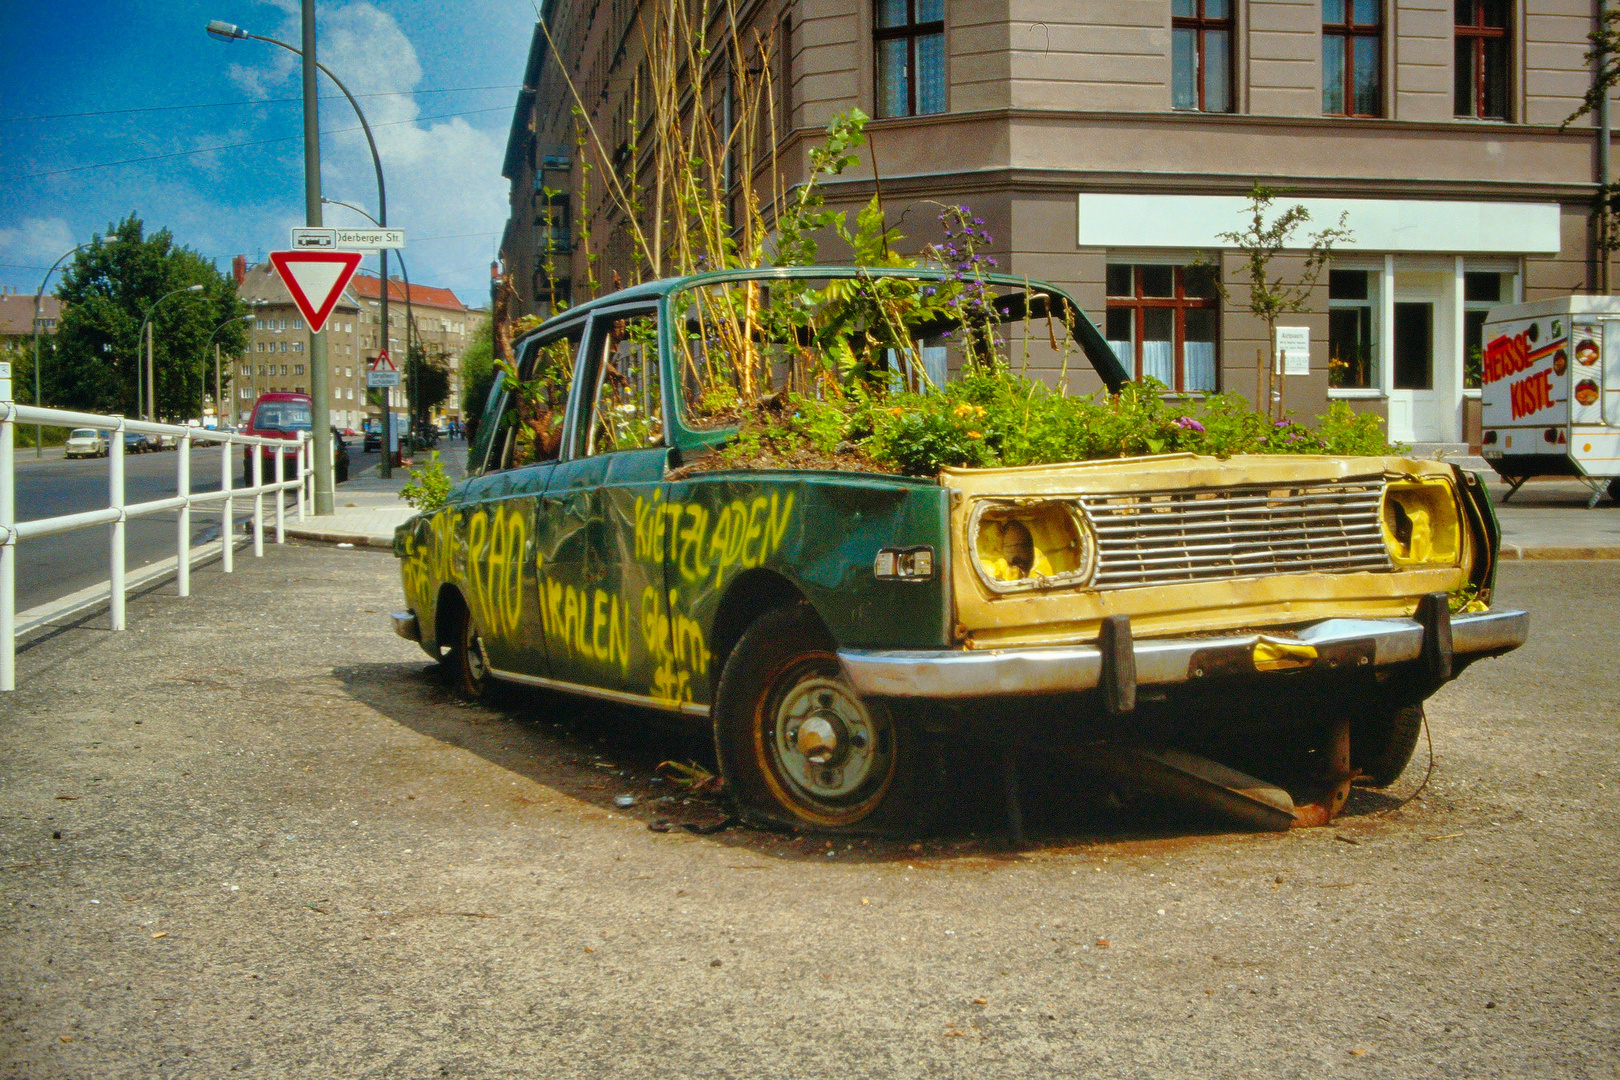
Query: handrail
0 399 326 690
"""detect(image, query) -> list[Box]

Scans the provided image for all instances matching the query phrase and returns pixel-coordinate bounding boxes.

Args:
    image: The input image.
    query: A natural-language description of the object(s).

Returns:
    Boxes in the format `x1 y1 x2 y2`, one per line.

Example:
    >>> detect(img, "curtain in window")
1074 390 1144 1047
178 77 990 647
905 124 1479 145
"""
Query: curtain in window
1184 341 1217 392
916 32 945 114
1142 340 1175 385
1108 340 1132 369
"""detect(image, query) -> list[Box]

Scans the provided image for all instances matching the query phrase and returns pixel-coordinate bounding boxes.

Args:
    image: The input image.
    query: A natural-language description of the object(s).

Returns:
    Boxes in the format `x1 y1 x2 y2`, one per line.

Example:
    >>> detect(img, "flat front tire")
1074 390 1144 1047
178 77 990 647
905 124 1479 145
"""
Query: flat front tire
1351 701 1425 788
713 602 937 834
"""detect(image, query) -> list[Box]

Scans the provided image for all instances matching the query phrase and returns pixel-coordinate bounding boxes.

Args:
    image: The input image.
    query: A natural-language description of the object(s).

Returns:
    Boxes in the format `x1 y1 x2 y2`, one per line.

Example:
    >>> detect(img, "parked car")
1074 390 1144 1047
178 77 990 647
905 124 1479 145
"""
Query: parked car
242 392 350 484
64 428 108 458
390 268 1528 835
122 431 150 455
364 429 383 453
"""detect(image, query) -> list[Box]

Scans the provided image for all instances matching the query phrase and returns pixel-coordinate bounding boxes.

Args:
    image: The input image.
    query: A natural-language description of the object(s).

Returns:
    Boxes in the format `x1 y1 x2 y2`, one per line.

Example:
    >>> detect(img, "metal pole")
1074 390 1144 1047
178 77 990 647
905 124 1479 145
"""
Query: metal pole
221 439 234 574
109 421 125 630
1602 0 1613 293
301 0 333 516
1 387 15 691
177 430 191 597
32 244 93 459
215 343 222 427
146 320 155 421
252 440 264 558
296 430 307 520
274 441 286 544
379 249 392 477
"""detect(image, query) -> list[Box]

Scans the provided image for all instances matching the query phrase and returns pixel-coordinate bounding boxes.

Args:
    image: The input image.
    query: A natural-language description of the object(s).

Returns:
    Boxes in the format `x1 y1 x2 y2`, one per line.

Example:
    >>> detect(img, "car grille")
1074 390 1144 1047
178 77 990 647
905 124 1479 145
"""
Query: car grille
1078 476 1393 588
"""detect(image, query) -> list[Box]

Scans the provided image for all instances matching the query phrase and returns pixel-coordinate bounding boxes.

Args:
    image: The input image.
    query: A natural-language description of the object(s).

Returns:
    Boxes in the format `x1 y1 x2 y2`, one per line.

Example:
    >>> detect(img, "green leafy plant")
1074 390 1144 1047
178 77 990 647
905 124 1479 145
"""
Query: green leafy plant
400 451 452 512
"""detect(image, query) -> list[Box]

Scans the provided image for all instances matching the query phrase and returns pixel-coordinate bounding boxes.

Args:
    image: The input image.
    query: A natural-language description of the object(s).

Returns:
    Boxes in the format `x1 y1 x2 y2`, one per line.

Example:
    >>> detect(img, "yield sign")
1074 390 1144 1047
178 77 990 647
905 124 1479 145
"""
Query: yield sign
268 250 362 333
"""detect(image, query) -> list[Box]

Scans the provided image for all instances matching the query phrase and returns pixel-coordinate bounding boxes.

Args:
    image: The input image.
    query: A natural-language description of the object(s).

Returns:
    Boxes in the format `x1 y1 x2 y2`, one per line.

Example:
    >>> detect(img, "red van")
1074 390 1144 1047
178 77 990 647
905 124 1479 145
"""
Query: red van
242 392 349 484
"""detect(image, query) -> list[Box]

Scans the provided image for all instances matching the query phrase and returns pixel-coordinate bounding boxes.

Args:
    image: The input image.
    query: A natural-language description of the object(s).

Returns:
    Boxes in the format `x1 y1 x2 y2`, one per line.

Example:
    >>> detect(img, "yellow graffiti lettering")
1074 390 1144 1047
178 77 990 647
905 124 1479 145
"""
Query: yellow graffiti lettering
765 492 794 555
677 504 708 583
741 496 768 569
592 589 610 660
637 491 797 583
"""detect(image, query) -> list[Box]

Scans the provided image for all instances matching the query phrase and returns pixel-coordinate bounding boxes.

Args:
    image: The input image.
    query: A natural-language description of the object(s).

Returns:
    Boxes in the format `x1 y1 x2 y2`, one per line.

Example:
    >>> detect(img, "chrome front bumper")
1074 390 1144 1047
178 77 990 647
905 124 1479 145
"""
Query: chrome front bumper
392 610 421 642
838 607 1529 700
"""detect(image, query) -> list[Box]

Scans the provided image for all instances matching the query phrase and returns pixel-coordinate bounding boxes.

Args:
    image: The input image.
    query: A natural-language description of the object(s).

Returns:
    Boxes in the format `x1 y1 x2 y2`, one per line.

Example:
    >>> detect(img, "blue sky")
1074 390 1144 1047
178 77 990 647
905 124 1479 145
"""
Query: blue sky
0 0 537 306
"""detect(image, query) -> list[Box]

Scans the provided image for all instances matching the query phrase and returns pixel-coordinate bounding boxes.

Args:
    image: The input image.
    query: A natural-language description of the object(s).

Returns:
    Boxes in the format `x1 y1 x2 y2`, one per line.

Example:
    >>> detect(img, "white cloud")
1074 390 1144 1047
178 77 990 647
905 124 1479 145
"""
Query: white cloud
219 0 508 303
0 217 78 267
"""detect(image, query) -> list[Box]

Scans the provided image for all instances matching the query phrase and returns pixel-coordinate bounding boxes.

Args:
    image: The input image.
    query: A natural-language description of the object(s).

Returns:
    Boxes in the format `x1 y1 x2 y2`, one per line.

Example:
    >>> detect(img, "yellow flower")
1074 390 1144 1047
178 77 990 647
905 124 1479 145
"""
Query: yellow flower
952 403 974 418
888 407 905 417
966 430 982 439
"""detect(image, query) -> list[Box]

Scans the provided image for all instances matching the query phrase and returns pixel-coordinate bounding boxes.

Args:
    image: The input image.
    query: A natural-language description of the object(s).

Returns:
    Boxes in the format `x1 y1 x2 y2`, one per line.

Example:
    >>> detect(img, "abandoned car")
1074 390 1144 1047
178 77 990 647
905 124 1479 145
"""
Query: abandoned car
392 268 1528 833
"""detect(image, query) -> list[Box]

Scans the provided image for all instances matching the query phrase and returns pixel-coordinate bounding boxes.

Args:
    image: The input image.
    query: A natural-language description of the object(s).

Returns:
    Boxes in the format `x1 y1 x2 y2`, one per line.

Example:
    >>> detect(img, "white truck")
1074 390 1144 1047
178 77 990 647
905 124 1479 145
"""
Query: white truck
1481 295 1620 506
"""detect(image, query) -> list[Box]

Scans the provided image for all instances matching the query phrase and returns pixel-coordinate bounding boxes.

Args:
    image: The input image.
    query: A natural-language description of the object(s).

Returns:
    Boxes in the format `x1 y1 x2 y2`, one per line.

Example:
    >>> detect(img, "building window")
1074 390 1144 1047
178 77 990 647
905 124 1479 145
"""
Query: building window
1324 0 1382 116
1455 0 1510 119
1104 263 1220 393
874 0 944 118
1172 0 1233 113
293 364 305 375
1328 269 1380 390
1463 271 1507 388
536 194 571 254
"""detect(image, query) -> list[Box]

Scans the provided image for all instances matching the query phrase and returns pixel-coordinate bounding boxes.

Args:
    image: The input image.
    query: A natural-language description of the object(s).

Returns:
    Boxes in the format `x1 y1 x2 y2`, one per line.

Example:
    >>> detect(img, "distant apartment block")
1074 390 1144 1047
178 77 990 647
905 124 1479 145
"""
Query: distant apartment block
232 257 473 427
499 0 1616 447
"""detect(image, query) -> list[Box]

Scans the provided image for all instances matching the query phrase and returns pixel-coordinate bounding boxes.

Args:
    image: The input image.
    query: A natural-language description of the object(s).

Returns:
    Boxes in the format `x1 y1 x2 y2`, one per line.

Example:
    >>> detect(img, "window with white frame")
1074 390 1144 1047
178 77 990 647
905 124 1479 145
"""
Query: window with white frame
1328 269 1380 390
1463 270 1513 389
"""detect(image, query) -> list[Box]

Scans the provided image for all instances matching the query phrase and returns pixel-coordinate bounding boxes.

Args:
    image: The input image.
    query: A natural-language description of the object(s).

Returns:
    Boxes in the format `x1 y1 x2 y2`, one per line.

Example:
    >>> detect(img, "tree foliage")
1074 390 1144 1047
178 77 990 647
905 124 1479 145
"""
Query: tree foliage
458 314 495 440
49 214 246 419
405 341 451 431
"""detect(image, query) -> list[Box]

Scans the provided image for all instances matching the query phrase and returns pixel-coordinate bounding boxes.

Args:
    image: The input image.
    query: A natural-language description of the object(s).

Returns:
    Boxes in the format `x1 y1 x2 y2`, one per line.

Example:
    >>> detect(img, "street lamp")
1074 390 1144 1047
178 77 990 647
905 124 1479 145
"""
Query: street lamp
204 314 254 424
206 16 391 489
136 284 204 421
31 242 97 458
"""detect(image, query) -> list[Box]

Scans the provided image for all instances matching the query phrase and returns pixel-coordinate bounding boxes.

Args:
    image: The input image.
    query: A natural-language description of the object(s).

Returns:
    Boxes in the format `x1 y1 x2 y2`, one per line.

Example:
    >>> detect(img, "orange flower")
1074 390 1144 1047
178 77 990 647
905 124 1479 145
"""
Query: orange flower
966 430 982 439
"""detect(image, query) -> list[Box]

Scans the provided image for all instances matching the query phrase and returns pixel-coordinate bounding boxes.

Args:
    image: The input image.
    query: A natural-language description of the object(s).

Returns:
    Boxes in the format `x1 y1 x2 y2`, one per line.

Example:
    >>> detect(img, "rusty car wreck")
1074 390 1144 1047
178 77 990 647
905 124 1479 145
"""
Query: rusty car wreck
392 268 1529 834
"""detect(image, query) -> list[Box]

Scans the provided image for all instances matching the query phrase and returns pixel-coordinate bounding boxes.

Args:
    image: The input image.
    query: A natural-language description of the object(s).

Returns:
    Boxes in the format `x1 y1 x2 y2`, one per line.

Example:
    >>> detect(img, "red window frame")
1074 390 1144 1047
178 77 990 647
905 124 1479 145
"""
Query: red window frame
1104 265 1221 393
1323 1 1383 117
1455 0 1511 120
1172 0 1235 114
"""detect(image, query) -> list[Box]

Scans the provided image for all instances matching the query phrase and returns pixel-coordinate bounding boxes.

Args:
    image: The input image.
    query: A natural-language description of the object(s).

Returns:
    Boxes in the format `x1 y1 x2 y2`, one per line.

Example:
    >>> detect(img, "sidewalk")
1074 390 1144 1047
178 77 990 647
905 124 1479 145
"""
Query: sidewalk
286 447 1620 556
285 442 468 548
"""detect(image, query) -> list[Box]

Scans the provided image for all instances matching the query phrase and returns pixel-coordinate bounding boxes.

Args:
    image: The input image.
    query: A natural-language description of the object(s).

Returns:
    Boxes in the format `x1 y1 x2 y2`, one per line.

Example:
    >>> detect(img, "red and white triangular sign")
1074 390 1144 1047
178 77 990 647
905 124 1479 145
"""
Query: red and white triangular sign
269 250 362 333
370 348 397 373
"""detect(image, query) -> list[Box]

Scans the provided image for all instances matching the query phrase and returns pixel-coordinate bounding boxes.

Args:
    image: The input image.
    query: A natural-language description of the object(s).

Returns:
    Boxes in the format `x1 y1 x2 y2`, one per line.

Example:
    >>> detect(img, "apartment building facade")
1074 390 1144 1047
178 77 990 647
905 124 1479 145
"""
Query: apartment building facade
499 0 1612 447
233 259 474 428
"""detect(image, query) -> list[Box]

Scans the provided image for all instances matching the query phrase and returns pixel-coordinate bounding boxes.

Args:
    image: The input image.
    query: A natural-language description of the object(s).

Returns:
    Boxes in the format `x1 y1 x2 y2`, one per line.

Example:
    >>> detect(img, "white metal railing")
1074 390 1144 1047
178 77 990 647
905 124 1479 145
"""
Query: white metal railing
0 399 322 691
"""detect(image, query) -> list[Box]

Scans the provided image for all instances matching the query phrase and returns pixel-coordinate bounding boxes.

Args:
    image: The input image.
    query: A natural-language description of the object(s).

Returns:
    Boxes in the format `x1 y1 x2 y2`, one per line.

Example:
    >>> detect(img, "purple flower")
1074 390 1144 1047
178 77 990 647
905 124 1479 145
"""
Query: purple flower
972 217 985 226
1274 420 1290 428
1173 416 1206 433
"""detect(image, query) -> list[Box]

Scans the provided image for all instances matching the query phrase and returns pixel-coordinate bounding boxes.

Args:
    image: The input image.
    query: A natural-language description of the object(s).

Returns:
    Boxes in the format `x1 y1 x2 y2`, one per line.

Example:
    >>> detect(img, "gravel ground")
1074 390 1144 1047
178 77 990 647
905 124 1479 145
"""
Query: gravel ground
1 546 1615 1078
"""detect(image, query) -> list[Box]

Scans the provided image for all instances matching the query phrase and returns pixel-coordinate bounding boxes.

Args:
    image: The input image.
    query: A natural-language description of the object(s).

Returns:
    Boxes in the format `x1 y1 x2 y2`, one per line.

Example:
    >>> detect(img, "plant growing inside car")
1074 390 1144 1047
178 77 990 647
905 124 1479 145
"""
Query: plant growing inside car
400 451 451 513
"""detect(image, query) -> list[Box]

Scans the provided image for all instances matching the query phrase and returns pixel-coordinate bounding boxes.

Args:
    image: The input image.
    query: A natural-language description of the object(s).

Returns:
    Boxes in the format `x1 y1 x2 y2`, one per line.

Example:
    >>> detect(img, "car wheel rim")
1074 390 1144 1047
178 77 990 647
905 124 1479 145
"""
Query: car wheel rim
766 659 893 811
465 625 488 687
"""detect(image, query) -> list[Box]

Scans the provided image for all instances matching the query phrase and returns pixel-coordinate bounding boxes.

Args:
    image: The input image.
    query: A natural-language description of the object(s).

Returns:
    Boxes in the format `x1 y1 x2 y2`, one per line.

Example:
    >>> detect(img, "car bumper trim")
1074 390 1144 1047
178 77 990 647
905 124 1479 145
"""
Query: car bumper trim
837 608 1529 699
392 611 421 642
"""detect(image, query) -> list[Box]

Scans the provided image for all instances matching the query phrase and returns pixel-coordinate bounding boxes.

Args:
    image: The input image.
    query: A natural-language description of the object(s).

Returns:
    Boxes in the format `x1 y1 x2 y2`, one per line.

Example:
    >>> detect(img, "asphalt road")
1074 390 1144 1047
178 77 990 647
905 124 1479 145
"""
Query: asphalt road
10 440 381 613
0 551 1615 1078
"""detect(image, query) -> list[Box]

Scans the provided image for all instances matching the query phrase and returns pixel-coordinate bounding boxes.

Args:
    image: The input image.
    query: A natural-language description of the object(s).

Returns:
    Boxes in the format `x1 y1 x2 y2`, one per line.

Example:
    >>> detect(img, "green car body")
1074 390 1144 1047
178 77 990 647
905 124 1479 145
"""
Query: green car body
393 267 1527 834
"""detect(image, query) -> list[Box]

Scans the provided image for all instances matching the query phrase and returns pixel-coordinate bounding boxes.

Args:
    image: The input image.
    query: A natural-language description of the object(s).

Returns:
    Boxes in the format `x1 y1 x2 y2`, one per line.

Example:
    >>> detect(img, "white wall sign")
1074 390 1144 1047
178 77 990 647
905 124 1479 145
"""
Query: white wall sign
1275 326 1311 376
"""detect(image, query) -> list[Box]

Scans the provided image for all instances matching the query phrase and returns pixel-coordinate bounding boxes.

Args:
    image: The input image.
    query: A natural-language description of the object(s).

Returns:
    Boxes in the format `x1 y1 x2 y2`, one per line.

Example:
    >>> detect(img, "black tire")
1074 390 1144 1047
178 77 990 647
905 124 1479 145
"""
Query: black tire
712 602 938 834
336 461 349 483
1351 701 1425 788
1608 477 1620 504
443 597 493 702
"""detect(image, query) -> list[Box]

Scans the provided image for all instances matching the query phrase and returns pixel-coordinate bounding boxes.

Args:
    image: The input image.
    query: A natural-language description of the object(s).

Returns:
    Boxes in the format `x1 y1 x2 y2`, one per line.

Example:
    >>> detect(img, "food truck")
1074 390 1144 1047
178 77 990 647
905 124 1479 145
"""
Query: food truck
1480 296 1620 506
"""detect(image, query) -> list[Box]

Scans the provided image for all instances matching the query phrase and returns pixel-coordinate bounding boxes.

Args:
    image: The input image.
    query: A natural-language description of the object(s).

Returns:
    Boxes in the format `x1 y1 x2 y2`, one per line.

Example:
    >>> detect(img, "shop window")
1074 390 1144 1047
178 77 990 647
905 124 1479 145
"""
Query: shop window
1104 263 1220 393
875 0 945 118
1172 0 1233 113
1328 269 1379 389
1463 270 1506 389
1455 0 1510 120
1324 0 1382 116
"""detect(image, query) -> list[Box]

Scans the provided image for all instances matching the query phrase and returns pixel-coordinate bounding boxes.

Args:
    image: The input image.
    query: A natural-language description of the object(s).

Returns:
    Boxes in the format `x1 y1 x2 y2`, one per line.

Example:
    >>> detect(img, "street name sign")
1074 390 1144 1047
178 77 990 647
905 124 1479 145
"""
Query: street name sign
367 348 401 388
291 227 406 252
268 250 363 334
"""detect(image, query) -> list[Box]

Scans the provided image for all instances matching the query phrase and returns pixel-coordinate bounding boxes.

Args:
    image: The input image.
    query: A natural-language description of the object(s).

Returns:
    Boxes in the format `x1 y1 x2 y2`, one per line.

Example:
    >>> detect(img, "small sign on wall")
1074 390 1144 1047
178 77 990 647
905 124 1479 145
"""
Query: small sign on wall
1275 326 1311 376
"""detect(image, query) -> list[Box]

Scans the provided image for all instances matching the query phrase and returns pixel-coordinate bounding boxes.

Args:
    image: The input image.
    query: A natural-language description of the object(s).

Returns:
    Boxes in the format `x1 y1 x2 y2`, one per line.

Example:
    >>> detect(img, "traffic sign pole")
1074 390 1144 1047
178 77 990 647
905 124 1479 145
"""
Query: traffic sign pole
379 250 391 478
300 0 332 517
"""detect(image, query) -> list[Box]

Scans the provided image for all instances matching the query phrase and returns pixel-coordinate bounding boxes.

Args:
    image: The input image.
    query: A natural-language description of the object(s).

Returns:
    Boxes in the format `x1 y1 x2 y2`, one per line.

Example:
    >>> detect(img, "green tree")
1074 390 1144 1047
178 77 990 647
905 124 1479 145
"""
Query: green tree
49 215 246 419
458 315 495 440
406 340 451 432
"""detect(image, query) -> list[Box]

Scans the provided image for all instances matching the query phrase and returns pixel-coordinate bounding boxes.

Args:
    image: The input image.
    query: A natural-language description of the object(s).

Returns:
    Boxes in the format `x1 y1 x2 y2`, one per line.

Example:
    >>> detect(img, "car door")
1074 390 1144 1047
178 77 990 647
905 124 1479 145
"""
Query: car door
456 320 583 678
538 305 676 702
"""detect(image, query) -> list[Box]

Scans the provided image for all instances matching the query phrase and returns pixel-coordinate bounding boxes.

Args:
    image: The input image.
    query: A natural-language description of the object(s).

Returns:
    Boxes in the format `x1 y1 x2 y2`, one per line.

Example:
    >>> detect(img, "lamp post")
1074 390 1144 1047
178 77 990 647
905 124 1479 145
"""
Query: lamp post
205 315 253 423
137 283 204 421
31 242 96 458
323 197 414 470
207 14 388 506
